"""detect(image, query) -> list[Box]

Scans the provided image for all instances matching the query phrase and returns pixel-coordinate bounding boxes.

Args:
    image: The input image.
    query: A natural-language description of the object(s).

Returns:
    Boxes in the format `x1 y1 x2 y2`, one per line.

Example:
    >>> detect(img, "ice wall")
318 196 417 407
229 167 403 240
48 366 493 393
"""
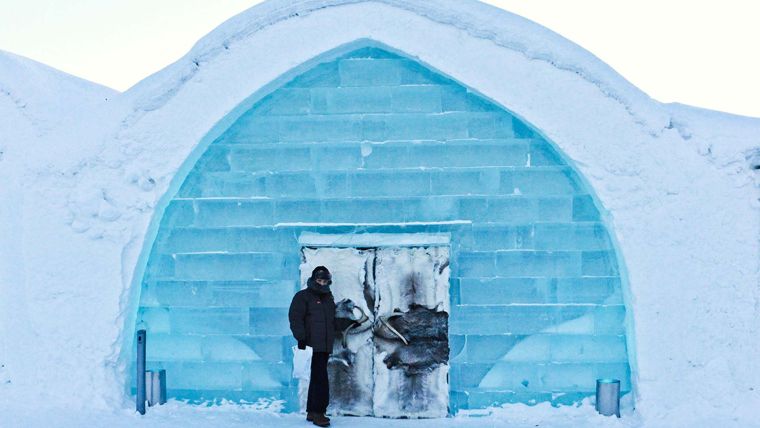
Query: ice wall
132 44 631 412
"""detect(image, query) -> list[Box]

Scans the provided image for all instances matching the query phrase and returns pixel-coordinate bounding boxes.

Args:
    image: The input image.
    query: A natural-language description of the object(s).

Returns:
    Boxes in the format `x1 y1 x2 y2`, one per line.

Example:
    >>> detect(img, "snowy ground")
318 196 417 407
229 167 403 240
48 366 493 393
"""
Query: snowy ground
1 398 642 428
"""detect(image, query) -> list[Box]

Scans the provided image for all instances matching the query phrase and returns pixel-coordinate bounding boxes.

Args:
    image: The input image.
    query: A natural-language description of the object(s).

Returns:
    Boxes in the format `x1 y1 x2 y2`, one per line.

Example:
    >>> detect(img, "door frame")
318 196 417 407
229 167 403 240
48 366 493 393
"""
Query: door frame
297 232 452 417
298 232 451 248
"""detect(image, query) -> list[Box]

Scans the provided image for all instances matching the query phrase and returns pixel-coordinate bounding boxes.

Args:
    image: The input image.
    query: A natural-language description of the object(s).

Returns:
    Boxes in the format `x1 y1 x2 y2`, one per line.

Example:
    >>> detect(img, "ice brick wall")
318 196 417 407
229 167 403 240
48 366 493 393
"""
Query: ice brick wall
134 45 631 412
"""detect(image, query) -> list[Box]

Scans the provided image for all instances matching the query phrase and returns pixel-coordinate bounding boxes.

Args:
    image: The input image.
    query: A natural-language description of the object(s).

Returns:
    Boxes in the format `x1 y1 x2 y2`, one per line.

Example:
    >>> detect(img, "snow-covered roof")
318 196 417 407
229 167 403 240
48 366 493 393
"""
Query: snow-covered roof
665 102 760 175
126 0 670 129
0 49 118 174
118 0 759 186
0 49 116 134
0 0 758 425
2 0 758 176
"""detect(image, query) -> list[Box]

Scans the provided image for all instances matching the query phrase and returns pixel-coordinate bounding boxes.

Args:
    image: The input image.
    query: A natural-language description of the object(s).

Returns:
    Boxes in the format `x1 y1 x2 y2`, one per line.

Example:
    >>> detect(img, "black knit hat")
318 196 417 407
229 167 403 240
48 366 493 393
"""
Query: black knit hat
312 266 331 281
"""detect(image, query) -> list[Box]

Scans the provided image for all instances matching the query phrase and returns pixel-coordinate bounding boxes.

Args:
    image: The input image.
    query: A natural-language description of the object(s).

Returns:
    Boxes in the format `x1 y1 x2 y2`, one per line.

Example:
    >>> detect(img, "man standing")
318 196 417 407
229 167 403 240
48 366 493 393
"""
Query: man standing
288 266 336 427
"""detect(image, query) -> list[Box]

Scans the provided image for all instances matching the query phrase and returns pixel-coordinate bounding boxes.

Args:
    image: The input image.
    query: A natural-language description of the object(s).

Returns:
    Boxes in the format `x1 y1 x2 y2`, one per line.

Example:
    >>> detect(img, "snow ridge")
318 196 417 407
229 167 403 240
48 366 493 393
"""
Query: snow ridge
123 0 670 136
664 102 760 194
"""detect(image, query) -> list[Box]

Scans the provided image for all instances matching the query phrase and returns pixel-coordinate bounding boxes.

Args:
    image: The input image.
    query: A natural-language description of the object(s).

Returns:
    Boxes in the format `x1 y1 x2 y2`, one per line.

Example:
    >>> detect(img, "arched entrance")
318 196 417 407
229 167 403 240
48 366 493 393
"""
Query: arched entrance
129 40 632 414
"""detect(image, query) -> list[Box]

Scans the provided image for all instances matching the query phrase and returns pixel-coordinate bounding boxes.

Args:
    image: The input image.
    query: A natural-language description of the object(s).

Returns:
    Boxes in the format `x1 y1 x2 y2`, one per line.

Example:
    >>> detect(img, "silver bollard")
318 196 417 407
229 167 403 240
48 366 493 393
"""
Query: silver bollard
136 330 146 415
595 378 621 417
145 370 154 407
146 369 167 407
156 369 167 405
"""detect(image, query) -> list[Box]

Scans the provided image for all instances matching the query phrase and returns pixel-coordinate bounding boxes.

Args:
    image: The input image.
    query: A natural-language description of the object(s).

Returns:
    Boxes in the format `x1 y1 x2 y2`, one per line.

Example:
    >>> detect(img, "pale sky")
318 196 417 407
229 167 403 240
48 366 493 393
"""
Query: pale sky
0 0 758 117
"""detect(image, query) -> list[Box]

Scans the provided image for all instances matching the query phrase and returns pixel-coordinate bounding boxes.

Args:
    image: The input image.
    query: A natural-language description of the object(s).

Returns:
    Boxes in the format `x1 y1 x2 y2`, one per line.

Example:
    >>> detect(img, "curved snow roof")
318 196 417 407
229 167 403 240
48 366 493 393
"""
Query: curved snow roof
118 0 758 174
2 0 757 174
126 0 666 126
0 1 758 424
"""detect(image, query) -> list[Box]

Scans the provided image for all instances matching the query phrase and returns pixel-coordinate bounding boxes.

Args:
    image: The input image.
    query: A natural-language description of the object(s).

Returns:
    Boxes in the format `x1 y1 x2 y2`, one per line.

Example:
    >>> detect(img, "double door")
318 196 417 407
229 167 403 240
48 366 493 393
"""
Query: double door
298 246 450 418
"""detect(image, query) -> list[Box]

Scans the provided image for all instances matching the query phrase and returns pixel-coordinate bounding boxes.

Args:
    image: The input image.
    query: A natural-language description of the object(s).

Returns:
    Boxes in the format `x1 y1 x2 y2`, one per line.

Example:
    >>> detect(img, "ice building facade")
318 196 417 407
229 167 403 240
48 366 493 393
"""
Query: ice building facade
5 0 759 424
132 42 631 414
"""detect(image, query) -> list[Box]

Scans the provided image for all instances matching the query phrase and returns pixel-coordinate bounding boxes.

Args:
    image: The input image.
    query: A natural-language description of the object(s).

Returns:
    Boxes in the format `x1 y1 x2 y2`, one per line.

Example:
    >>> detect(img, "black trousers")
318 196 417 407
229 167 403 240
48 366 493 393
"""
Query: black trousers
306 351 330 413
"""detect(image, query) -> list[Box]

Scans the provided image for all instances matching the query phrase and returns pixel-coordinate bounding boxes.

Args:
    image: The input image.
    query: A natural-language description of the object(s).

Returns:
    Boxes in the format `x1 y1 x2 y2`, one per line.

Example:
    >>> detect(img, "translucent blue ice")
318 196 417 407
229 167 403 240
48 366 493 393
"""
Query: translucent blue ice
134 43 631 412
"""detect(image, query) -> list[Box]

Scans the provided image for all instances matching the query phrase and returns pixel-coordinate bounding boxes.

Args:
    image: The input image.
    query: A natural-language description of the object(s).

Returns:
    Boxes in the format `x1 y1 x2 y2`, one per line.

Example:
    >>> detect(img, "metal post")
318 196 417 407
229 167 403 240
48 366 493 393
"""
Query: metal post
146 370 155 407
136 329 146 415
145 369 166 407
157 369 167 405
595 378 621 417
147 369 167 406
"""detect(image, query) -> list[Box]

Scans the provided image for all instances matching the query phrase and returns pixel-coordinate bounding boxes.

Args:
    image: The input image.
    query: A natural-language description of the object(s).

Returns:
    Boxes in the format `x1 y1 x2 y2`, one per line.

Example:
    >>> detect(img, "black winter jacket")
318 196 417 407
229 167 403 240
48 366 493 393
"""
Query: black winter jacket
288 278 336 353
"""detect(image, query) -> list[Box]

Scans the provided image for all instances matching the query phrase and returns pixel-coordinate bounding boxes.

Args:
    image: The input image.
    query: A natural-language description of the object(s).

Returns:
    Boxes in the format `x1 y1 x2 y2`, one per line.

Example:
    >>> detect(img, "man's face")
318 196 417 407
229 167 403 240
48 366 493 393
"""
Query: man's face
316 278 329 286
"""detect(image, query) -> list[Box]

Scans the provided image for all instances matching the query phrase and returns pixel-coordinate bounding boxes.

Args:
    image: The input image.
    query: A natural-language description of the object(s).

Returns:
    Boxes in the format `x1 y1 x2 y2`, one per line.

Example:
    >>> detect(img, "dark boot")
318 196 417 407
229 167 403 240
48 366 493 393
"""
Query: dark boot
306 412 330 422
311 412 330 427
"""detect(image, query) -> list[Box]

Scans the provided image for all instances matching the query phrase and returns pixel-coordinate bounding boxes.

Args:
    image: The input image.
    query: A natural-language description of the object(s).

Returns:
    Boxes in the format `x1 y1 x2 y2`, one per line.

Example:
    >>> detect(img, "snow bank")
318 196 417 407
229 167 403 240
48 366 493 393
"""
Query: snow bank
0 0 758 426
0 49 123 408
664 102 760 187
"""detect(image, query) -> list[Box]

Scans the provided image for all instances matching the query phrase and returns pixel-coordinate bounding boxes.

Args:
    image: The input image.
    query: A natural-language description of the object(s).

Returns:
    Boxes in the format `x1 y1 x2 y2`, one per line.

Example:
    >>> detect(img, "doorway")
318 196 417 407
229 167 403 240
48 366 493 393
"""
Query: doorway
298 240 450 418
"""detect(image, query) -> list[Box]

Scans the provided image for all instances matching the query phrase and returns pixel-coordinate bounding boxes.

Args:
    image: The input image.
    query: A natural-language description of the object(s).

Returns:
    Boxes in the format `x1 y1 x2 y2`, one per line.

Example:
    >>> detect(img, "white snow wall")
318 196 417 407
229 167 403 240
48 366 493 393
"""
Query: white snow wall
0 1 756 424
0 50 120 407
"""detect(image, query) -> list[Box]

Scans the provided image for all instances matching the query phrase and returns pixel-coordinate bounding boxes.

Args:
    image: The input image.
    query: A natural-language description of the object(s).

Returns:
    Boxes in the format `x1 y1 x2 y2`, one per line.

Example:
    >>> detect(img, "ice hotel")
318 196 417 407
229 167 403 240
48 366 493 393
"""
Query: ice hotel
0 0 757 424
